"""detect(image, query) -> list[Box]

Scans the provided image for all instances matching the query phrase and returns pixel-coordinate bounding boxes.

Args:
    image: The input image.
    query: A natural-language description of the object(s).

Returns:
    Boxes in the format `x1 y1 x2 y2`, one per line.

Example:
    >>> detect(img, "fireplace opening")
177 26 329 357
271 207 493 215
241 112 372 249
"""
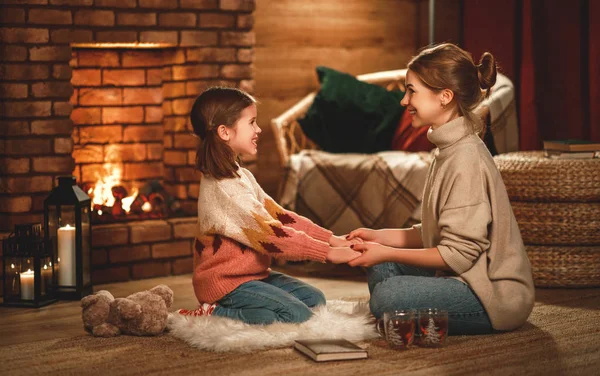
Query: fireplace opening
69 43 190 224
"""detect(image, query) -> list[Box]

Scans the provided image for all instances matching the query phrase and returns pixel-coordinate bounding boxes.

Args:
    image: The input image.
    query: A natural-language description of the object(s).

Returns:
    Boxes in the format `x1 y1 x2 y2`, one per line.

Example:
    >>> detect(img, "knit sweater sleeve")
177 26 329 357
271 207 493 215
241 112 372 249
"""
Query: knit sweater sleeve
217 188 330 263
436 159 492 275
245 168 333 243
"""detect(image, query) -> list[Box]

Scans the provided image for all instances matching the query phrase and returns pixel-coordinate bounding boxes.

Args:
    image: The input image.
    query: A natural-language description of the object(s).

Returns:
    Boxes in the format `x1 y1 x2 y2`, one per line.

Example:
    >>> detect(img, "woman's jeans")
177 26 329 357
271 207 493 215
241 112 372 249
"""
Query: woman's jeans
212 271 326 325
368 262 494 335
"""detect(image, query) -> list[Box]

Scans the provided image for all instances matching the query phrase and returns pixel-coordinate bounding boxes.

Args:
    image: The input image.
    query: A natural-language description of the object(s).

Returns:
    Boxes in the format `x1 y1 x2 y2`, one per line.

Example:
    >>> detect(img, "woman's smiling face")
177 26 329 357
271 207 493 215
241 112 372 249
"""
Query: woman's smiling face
401 70 455 129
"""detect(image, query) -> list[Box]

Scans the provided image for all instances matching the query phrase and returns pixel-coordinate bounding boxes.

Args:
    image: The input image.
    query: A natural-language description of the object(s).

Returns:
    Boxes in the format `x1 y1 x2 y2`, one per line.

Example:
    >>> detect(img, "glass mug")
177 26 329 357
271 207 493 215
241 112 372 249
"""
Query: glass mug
417 308 449 347
376 309 416 349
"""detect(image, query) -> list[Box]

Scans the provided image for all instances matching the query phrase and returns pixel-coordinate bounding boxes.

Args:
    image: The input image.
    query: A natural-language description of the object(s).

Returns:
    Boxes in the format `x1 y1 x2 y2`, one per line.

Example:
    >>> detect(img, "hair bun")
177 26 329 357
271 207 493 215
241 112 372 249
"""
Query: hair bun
477 52 497 91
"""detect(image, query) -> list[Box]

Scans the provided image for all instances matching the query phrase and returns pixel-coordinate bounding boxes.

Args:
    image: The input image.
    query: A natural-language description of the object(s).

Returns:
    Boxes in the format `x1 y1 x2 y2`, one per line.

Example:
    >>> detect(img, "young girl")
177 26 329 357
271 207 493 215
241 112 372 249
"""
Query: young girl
178 87 360 325
347 43 535 335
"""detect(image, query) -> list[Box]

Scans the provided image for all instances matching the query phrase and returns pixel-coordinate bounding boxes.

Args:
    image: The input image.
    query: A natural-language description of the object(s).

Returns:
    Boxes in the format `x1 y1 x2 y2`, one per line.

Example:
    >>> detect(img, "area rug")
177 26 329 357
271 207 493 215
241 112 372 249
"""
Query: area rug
167 300 379 352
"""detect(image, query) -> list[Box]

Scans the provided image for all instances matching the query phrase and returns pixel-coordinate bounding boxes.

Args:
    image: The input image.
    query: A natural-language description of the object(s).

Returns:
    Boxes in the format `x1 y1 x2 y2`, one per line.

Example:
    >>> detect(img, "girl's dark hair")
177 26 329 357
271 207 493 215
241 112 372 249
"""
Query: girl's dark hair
190 87 256 179
407 43 497 133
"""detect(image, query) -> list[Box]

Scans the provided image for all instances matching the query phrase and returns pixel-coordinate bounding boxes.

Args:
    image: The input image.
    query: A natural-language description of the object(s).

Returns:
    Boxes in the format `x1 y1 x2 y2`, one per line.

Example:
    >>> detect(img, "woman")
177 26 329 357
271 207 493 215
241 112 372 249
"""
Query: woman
347 43 534 335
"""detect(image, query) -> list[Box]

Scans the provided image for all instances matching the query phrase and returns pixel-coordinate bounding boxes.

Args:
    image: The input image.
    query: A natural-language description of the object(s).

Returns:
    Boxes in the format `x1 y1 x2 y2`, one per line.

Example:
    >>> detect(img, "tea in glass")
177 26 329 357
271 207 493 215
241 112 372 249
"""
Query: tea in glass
417 308 448 347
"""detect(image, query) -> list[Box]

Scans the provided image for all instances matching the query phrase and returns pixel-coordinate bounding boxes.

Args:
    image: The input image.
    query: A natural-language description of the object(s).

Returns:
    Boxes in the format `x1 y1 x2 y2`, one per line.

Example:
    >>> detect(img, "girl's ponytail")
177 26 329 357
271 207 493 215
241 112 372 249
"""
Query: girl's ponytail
195 130 238 179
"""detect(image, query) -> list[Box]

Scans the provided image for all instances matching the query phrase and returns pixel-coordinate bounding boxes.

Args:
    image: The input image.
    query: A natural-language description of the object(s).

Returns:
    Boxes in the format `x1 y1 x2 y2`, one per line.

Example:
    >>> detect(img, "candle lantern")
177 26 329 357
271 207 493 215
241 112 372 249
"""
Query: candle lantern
44 176 93 300
2 223 58 307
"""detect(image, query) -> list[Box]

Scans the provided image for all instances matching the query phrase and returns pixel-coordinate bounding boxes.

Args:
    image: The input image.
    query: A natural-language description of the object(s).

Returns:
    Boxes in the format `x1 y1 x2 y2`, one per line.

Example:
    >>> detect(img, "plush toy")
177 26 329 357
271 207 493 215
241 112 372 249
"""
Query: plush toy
81 284 174 337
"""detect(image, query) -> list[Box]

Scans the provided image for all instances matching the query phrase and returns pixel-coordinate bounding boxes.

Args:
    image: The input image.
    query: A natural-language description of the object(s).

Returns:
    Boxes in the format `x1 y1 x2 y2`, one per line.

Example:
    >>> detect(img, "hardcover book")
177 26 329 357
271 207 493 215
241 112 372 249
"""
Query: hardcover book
543 139 600 153
294 339 368 362
544 150 599 159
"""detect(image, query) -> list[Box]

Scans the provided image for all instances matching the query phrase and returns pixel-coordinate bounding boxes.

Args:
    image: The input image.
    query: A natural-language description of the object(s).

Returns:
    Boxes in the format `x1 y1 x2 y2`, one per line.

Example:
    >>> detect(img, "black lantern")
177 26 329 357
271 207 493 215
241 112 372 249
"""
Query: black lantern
2 223 58 308
44 176 93 300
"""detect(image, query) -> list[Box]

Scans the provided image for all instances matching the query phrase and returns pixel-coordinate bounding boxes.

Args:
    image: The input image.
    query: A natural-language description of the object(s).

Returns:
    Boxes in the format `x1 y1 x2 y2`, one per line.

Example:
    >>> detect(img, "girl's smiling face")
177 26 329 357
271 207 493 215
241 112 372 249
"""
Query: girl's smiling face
226 104 261 156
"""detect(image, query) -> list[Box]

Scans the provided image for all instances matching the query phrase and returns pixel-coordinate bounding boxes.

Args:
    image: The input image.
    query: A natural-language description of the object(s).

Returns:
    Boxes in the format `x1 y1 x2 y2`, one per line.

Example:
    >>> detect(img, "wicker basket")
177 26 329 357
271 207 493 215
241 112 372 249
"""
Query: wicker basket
512 202 600 245
496 151 600 287
494 151 600 202
526 245 600 287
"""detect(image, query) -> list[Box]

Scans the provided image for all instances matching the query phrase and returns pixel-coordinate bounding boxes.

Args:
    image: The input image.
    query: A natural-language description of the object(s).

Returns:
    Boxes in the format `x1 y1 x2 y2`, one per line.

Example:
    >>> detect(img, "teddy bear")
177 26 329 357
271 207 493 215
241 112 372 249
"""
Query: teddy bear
81 284 174 337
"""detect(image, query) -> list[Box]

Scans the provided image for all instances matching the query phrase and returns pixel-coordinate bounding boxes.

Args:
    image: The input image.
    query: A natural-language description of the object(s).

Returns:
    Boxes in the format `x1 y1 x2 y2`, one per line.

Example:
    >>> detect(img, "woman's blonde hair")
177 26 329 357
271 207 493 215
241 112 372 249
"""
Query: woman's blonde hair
190 87 256 179
407 43 497 133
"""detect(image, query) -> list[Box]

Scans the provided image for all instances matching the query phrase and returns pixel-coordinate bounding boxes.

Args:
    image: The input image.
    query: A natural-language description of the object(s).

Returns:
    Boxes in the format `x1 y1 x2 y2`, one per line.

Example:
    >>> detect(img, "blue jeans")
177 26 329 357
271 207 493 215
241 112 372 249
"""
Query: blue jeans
212 271 326 325
368 262 493 335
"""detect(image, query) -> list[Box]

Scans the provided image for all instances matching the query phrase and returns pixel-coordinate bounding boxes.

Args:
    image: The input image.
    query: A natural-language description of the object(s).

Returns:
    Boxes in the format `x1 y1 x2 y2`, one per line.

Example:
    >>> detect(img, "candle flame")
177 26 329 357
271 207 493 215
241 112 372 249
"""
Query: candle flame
10 263 15 268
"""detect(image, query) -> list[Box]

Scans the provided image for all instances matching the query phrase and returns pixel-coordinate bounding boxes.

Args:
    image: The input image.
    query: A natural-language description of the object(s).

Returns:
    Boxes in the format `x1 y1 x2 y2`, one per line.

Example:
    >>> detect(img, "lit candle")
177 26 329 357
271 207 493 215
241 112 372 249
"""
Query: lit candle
41 264 52 293
20 269 34 300
57 224 76 286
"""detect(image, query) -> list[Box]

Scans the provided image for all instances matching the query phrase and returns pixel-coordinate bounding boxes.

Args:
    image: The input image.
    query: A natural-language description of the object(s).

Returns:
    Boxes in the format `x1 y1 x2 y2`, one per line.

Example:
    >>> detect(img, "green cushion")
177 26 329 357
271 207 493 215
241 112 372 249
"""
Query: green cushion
298 66 405 153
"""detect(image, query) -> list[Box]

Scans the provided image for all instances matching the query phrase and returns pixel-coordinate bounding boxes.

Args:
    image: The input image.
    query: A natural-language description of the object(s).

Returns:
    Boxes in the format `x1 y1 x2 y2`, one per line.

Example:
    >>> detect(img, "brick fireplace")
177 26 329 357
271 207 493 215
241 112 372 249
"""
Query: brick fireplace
0 0 256 292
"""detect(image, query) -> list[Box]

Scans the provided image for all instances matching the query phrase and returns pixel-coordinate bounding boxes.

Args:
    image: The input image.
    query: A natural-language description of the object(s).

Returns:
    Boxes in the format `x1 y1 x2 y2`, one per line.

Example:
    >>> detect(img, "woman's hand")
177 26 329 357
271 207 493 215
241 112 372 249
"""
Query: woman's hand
346 228 379 243
326 247 362 264
347 242 392 267
329 234 363 247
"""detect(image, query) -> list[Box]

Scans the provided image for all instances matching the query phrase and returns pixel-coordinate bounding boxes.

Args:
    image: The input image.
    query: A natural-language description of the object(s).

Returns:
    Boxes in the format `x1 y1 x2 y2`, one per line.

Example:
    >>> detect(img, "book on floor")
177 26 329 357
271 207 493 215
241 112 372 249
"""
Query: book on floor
294 339 368 362
543 139 600 153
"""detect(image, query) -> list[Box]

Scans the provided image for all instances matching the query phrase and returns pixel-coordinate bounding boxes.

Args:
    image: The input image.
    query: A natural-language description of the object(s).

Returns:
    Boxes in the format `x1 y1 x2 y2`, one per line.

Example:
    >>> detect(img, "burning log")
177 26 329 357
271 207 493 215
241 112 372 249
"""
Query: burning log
85 178 183 224
111 185 128 200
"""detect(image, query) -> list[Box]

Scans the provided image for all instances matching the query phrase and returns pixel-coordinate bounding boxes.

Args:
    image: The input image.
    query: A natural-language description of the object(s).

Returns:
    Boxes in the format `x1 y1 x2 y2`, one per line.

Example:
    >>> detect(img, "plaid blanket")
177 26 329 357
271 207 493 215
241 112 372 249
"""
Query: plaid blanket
279 150 433 235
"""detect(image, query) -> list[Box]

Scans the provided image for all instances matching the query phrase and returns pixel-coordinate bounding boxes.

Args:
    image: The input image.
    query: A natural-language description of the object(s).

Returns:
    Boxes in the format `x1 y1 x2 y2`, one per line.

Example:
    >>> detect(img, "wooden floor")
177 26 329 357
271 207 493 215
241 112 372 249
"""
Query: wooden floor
0 264 369 347
1 265 599 376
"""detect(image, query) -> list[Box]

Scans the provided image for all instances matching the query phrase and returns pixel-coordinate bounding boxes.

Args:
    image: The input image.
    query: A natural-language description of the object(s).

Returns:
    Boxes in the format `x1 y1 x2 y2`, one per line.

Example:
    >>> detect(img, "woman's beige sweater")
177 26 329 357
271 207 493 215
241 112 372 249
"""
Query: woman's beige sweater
417 116 535 331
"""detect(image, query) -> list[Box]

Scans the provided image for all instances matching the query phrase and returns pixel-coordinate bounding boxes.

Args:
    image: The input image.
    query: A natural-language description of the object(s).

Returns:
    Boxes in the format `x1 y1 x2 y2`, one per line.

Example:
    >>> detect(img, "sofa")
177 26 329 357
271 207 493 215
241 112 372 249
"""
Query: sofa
270 68 520 235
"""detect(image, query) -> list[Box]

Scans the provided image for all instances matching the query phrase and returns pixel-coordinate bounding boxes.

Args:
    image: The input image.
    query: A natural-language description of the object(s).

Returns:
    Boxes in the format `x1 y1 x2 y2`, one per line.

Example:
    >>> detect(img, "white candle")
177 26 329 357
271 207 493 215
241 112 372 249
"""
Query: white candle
20 269 34 300
57 224 76 286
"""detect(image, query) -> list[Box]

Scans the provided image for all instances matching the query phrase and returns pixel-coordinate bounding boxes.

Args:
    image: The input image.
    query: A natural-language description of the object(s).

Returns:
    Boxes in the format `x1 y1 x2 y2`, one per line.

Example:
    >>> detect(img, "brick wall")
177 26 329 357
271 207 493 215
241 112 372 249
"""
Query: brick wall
70 47 172 203
0 0 255 230
90 218 197 284
0 0 256 290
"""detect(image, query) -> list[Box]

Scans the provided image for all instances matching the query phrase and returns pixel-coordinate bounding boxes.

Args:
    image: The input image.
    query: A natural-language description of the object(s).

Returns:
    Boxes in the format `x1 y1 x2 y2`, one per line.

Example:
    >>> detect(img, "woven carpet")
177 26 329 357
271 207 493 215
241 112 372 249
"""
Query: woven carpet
1 289 598 376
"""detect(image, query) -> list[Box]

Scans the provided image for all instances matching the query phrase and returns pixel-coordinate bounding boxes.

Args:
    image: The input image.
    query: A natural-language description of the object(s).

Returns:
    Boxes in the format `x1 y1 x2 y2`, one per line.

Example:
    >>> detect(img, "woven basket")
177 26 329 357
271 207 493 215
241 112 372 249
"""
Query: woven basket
494 151 600 202
511 202 600 245
526 245 600 287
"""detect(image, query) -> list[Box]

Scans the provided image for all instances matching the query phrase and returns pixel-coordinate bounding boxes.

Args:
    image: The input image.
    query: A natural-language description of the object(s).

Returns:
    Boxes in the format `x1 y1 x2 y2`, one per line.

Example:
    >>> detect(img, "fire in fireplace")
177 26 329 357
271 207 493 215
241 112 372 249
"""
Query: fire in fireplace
80 166 183 224
69 43 190 224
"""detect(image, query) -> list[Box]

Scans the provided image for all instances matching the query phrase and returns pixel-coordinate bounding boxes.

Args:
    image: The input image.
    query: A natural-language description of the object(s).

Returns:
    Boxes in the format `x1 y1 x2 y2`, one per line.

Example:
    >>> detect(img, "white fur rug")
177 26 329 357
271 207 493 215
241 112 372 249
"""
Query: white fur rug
167 300 379 352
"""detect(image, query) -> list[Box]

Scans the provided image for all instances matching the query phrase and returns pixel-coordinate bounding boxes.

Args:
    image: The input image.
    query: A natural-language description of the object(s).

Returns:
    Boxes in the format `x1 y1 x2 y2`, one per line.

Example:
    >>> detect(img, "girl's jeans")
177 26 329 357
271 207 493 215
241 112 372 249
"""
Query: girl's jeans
212 271 326 325
368 262 494 335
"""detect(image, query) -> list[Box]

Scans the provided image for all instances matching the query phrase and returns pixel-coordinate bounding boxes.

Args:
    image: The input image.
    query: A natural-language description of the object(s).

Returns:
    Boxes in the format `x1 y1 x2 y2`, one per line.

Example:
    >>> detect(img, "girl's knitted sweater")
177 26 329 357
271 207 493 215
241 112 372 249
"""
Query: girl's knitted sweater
193 166 333 304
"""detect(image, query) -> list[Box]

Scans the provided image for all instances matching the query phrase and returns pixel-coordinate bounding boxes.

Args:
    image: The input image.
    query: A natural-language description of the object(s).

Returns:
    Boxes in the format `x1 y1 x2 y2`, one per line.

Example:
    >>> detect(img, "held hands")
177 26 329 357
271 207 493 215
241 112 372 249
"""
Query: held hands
329 234 363 248
326 247 362 264
345 228 379 243
347 242 391 267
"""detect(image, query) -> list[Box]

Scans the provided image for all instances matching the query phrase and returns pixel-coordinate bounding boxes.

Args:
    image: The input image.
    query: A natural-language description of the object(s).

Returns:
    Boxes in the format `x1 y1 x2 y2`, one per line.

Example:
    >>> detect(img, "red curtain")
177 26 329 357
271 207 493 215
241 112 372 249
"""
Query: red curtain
462 0 600 150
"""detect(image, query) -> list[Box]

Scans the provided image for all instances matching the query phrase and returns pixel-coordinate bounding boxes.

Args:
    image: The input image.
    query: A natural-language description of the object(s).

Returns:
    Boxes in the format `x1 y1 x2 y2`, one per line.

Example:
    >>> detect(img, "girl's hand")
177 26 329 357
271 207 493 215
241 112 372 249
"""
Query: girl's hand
326 247 362 264
347 242 392 267
329 234 364 247
346 228 378 243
